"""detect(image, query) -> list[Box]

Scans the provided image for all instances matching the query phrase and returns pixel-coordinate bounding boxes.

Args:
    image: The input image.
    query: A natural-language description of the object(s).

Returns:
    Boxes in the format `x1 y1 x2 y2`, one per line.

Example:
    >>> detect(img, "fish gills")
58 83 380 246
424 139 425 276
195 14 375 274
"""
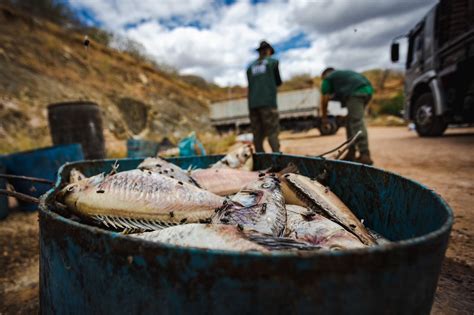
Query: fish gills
212 175 286 236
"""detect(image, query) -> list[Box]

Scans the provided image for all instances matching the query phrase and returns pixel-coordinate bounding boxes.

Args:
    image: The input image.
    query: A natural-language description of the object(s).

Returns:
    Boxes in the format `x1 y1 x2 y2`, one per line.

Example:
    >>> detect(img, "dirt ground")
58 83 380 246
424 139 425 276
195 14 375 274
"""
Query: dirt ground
1 126 473 314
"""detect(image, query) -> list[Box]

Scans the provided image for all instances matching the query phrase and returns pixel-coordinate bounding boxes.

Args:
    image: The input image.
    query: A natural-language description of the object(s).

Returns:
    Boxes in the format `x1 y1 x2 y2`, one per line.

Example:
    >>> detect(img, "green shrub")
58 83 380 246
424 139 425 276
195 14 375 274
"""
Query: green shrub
379 93 404 116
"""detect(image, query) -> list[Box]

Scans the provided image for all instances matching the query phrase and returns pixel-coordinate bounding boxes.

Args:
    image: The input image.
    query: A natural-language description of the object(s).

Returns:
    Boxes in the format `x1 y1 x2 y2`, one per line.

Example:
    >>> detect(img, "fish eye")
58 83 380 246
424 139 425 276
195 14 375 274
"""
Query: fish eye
262 182 273 189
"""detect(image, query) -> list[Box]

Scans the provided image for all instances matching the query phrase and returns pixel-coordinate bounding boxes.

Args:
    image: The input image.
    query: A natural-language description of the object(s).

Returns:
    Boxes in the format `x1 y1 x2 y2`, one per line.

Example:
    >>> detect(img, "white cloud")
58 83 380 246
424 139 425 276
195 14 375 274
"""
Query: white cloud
70 0 437 86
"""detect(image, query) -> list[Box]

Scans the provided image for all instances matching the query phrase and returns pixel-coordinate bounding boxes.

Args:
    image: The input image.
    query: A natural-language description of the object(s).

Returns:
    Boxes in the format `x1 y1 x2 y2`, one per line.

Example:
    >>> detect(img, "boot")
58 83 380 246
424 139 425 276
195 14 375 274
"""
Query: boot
356 153 373 165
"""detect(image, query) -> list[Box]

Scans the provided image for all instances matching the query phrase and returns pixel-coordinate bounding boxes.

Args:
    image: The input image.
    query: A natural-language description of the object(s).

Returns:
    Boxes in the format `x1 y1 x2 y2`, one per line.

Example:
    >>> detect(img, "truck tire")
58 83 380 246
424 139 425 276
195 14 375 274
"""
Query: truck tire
414 92 447 137
319 118 338 136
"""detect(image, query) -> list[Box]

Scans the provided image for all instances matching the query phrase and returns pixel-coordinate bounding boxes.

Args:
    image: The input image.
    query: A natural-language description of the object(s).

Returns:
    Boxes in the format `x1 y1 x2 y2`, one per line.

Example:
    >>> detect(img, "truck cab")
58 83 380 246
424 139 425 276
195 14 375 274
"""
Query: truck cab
391 0 474 136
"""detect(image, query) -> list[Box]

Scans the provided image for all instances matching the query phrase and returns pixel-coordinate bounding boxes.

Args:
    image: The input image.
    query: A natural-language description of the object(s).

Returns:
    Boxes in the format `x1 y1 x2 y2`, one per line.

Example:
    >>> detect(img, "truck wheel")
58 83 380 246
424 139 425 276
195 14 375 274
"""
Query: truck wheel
319 118 338 136
414 93 447 137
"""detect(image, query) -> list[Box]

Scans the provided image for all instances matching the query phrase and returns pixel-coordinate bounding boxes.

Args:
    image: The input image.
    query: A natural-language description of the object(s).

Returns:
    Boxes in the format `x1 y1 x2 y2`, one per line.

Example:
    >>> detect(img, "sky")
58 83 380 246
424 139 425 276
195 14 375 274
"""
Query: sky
67 0 437 86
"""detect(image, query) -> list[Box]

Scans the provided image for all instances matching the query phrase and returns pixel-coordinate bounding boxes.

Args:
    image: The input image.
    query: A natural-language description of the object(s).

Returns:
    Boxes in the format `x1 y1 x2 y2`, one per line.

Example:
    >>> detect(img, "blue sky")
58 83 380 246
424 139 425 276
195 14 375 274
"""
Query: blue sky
67 0 436 86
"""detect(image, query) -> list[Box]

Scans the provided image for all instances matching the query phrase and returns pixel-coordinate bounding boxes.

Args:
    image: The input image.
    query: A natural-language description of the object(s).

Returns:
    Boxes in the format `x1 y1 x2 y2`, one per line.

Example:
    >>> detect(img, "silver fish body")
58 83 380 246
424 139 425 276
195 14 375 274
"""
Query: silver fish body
212 175 286 236
190 168 261 196
60 169 224 230
285 205 366 250
133 223 317 253
211 144 253 171
280 173 376 246
137 157 197 186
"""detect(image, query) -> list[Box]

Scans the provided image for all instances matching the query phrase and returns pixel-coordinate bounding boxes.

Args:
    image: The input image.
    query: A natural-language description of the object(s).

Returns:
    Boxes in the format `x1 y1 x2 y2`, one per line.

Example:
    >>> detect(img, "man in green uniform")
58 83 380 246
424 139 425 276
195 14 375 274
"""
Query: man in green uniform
246 41 282 152
320 67 374 165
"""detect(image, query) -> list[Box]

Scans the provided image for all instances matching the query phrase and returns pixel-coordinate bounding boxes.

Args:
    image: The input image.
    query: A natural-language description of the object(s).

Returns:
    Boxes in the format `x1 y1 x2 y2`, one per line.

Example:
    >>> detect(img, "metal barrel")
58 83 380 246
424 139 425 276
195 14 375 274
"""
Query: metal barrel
39 154 453 315
0 161 7 219
48 101 105 159
3 144 83 211
126 139 159 158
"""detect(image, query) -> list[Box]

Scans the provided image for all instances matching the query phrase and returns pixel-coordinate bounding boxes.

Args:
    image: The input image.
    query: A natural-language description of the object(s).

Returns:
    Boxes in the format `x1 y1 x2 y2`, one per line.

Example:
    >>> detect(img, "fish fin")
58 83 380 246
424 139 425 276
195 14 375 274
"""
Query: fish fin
245 233 320 251
91 215 175 232
121 227 146 235
108 160 120 176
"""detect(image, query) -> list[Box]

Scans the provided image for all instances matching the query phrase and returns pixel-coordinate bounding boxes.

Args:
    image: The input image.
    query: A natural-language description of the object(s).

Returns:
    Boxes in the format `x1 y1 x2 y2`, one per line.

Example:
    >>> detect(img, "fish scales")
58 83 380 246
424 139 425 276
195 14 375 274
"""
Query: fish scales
60 170 225 230
191 168 261 196
132 224 317 253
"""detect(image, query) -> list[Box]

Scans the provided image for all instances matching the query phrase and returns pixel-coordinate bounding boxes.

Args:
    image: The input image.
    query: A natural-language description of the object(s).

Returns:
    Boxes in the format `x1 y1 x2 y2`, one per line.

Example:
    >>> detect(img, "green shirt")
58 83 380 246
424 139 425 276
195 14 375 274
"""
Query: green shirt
321 70 373 103
247 57 282 109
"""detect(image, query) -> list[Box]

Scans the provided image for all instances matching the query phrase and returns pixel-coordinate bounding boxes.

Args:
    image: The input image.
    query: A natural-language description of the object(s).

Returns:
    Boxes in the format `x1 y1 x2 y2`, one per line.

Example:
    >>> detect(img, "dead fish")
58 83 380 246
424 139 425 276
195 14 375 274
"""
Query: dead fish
137 157 198 186
211 144 253 171
190 168 261 196
285 205 366 250
132 223 317 253
59 169 224 231
280 173 376 245
69 168 87 183
212 175 286 236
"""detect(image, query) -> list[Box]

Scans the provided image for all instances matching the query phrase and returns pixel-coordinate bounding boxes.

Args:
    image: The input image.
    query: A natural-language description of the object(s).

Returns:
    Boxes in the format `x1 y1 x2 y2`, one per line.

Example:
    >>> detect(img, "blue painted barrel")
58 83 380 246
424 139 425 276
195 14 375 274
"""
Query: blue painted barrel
0 161 7 219
126 139 159 158
3 144 84 211
39 154 453 314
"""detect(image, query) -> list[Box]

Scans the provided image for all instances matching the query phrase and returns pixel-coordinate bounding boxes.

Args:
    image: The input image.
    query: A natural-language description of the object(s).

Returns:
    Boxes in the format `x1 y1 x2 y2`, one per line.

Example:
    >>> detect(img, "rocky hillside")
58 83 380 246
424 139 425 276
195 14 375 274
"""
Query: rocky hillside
0 5 221 155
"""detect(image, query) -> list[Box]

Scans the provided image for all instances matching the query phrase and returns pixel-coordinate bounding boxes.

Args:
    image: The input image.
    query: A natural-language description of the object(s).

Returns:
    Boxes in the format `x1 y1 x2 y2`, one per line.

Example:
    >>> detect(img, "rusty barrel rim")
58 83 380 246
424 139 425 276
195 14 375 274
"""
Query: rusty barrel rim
47 100 99 109
40 154 454 258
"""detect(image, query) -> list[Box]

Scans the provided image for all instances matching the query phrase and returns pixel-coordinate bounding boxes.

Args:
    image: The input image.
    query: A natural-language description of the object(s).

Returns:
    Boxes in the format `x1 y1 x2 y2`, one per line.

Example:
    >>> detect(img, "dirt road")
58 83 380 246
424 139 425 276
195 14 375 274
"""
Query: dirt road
279 126 474 314
1 126 473 314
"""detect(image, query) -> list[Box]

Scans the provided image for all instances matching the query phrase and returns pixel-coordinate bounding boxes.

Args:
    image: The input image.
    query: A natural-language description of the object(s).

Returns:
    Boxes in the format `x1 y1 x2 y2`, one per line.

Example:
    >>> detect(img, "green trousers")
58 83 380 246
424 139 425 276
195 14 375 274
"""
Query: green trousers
345 95 371 155
249 107 280 152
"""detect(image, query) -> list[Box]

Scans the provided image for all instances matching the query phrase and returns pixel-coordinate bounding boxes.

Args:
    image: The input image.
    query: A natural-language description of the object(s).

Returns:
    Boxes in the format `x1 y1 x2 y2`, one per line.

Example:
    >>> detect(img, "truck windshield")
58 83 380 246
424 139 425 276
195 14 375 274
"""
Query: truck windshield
406 30 423 69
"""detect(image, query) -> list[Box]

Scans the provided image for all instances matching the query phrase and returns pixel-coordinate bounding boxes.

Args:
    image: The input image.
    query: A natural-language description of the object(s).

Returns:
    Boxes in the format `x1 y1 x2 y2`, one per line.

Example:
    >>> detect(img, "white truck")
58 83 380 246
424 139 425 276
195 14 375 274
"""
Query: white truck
210 88 346 135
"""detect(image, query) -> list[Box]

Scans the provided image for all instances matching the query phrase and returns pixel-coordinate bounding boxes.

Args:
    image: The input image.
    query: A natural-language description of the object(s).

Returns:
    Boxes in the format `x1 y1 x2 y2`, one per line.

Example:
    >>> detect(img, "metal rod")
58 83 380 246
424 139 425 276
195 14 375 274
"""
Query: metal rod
334 131 363 160
0 189 39 204
0 174 54 185
318 130 362 158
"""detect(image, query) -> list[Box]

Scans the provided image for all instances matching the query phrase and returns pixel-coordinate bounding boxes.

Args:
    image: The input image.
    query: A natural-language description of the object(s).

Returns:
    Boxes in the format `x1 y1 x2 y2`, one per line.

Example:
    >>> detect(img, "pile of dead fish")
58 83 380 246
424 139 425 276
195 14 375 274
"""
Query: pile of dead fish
58 144 384 253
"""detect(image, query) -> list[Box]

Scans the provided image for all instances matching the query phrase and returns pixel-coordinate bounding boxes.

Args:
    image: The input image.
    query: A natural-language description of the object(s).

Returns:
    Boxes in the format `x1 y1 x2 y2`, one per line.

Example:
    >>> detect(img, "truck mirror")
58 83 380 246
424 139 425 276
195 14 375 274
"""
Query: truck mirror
391 42 400 62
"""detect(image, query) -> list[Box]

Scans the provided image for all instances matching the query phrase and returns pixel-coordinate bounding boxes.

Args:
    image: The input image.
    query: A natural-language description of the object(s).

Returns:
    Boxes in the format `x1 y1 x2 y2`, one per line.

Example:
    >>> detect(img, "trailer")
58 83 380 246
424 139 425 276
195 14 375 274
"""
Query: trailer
210 88 347 135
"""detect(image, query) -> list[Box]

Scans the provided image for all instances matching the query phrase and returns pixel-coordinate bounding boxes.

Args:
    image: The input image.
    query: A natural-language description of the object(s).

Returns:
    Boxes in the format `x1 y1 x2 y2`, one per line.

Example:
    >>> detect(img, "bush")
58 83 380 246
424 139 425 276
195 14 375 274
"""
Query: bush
379 93 404 116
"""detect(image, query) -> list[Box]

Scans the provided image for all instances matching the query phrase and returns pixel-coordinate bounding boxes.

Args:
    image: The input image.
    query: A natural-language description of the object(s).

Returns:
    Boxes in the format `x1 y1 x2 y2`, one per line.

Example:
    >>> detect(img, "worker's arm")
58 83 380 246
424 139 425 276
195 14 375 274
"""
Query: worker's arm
274 62 282 87
321 94 331 118
320 79 332 119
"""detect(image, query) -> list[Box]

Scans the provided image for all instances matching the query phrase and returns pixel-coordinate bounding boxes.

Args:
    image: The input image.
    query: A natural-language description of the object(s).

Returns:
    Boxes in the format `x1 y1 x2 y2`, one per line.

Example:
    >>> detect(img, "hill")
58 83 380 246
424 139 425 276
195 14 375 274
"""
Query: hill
0 5 220 154
0 4 405 155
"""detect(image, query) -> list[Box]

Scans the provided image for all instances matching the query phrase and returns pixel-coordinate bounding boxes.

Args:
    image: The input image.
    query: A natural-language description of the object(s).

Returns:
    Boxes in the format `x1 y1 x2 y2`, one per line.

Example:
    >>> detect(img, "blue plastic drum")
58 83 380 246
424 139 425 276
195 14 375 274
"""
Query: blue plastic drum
3 144 84 211
39 154 453 314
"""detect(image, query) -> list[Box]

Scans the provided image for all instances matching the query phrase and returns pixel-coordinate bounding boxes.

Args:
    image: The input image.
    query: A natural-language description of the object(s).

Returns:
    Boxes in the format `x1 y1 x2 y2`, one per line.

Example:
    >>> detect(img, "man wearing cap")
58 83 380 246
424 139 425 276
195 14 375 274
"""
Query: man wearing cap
246 40 282 152
320 67 374 165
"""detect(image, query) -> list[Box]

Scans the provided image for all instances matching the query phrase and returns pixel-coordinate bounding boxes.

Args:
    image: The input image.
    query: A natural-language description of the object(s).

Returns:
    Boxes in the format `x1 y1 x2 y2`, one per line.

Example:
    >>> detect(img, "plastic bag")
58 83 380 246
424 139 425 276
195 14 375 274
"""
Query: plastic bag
178 132 206 157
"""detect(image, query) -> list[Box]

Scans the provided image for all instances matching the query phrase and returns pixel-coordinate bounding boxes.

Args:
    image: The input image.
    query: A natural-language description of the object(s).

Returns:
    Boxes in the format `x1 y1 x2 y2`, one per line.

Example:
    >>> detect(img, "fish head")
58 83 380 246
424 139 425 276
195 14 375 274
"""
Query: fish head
220 144 253 170
59 173 105 204
69 168 86 183
243 174 282 200
235 144 253 170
